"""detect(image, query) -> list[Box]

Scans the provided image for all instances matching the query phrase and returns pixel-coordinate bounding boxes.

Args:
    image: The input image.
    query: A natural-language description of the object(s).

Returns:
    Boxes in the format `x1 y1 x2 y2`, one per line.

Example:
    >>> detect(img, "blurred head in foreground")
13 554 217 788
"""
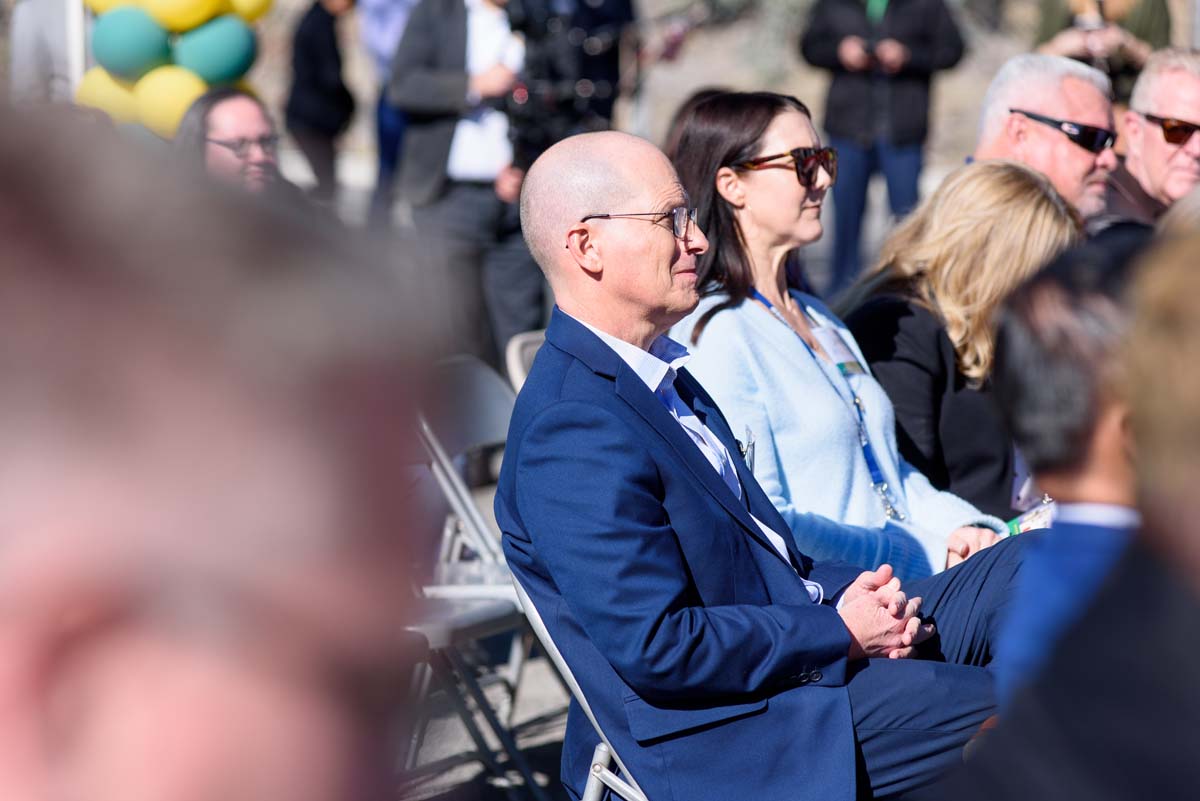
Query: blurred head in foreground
0 107 419 801
1125 231 1200 580
991 227 1150 505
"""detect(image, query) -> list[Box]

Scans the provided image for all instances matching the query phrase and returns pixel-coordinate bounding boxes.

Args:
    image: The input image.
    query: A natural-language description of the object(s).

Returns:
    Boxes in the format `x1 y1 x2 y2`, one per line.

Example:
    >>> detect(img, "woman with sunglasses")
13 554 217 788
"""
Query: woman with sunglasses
670 91 1007 579
838 160 1082 519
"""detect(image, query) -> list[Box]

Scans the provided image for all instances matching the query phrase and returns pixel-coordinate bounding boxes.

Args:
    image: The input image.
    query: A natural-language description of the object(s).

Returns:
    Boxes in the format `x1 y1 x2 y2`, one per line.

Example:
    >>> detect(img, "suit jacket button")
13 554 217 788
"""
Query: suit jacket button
809 670 822 683
795 672 810 684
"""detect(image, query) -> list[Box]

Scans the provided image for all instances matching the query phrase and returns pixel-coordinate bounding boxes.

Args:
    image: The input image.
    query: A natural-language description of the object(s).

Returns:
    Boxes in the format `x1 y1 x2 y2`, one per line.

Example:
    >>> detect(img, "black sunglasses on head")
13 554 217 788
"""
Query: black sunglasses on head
1009 109 1115 154
734 146 838 188
1139 112 1200 145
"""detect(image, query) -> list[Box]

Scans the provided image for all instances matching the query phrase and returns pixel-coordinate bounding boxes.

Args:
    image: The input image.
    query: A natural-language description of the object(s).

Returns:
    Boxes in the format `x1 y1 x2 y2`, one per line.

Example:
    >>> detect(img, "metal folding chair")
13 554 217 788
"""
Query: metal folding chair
511 578 650 801
505 329 546 393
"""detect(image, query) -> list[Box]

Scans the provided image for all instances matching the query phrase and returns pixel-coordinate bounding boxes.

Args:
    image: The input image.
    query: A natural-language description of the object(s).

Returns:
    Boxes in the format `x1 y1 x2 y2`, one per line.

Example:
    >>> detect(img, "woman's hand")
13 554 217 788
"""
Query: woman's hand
945 526 1002 569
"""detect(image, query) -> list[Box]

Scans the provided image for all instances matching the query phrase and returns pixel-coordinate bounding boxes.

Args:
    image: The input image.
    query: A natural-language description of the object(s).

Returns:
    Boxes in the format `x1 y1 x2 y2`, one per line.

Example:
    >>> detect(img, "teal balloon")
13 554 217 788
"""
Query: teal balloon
91 8 171 81
173 15 257 85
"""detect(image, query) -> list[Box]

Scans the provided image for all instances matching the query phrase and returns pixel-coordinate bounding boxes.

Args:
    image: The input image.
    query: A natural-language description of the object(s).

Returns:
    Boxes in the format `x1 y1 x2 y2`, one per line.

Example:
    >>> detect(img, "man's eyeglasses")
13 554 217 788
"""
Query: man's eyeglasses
733 146 838 188
206 134 280 158
1138 112 1200 145
580 205 699 239
1009 109 1115 154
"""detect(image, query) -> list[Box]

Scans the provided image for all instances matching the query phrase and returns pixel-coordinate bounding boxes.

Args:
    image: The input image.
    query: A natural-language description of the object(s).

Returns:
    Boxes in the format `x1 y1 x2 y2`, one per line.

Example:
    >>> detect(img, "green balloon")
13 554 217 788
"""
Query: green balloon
91 7 171 81
173 15 258 86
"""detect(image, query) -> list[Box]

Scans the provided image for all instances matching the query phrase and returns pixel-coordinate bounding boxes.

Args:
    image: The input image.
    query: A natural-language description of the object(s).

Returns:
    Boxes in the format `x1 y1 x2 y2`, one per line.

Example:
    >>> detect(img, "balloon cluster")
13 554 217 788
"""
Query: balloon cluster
75 0 272 138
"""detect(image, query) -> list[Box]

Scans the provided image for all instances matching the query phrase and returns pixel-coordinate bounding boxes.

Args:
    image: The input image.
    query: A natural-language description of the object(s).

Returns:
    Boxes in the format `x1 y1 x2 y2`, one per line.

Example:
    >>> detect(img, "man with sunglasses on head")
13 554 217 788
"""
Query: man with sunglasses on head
1090 48 1200 232
974 54 1118 218
499 129 1035 801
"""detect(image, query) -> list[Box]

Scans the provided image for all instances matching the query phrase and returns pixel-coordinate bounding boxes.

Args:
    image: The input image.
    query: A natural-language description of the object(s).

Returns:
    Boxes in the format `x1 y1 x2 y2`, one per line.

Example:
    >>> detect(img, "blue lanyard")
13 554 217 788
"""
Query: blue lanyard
749 289 905 521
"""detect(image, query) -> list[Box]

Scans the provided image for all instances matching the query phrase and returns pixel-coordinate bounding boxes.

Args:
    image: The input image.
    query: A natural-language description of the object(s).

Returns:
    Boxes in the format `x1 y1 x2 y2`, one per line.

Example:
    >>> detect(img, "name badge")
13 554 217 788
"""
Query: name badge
811 326 865 376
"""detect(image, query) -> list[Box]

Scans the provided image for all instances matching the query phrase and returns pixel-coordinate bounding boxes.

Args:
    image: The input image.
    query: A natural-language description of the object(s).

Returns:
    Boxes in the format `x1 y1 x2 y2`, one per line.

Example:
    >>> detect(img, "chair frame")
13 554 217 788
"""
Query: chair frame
512 578 650 801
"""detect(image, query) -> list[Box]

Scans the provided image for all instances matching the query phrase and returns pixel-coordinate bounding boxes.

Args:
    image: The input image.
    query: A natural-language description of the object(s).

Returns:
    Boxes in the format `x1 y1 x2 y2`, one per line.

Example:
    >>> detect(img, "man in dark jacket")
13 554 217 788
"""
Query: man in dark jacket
285 0 357 206
801 0 963 294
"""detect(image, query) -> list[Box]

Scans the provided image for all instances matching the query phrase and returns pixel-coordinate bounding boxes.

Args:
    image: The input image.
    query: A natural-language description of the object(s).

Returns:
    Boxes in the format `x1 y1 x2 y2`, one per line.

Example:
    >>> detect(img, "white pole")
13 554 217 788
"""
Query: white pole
65 0 87 94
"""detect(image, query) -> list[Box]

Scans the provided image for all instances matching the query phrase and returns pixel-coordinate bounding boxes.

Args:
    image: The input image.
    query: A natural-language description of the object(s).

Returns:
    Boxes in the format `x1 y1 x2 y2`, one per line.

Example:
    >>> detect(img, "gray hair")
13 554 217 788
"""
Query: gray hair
1130 48 1200 112
978 54 1113 144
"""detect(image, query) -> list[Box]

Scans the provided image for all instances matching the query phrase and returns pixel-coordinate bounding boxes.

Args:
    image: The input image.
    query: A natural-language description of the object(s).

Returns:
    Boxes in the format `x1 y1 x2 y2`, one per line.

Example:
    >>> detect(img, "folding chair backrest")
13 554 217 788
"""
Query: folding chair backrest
423 355 516 460
511 577 648 800
505 329 546 393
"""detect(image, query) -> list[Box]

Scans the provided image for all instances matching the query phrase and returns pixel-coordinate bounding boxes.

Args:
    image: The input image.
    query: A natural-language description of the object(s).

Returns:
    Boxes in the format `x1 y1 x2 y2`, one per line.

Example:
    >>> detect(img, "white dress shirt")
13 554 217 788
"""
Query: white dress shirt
445 0 524 182
577 317 824 604
1054 503 1142 530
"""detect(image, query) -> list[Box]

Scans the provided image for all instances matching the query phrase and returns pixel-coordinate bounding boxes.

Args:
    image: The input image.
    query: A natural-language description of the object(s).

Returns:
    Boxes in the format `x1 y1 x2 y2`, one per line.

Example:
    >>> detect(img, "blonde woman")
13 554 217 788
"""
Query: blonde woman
841 160 1082 519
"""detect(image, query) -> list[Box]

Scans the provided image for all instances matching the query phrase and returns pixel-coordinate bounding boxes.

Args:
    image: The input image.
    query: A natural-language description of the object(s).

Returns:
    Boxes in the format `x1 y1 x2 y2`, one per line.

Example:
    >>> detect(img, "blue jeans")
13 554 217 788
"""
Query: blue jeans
828 136 923 296
368 91 407 228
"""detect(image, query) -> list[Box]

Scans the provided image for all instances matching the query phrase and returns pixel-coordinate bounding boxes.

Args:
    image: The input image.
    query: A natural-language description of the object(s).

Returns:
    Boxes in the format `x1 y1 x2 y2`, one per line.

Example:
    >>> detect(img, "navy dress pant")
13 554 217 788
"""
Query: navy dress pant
847 532 1030 798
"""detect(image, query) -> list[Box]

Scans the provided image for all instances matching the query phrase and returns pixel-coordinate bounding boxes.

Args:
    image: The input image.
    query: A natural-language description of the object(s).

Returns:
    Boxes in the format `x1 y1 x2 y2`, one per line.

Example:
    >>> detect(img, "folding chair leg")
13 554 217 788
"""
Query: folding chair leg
402 662 434 772
443 647 552 801
427 651 526 801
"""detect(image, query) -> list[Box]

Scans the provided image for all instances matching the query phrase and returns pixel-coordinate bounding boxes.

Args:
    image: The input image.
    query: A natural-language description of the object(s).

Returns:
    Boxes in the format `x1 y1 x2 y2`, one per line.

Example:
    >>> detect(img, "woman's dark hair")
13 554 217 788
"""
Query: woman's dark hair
670 91 811 344
173 86 271 166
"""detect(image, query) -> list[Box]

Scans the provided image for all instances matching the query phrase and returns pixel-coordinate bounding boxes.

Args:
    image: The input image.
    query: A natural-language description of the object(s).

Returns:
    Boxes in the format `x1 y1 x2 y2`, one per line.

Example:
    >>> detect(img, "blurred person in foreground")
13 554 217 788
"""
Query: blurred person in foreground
840 161 1082 520
1089 48 1200 232
800 0 964 295
987 228 1151 709
0 108 421 801
974 54 1118 218
908 231 1200 801
670 91 1008 580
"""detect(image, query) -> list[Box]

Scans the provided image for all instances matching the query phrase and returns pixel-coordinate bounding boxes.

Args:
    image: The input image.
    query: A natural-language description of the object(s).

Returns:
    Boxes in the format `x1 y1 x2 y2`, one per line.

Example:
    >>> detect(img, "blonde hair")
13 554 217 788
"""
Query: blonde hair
841 160 1082 384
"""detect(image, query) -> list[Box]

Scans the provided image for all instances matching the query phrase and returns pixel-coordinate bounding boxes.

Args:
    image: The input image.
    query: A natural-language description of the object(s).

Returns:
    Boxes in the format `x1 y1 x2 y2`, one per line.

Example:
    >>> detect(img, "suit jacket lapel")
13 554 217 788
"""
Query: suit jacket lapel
546 308 799 571
676 370 813 572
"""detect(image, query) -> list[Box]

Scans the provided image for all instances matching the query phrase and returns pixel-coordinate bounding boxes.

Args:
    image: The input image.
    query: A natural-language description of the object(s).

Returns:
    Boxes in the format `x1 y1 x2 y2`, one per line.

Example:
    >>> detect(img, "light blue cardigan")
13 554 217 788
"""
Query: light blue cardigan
671 291 1006 579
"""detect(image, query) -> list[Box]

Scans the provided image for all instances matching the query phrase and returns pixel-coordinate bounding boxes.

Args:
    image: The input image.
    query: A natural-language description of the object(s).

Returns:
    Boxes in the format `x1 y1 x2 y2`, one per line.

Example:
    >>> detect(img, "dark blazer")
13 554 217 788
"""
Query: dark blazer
496 309 863 801
846 295 1017 519
386 0 470 206
800 0 964 147
990 516 1133 706
285 4 355 136
909 540 1199 801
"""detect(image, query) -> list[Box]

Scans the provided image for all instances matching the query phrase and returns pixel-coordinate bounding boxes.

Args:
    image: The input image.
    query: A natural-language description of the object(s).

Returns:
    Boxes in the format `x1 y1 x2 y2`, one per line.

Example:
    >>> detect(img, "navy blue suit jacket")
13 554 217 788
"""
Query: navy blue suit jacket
992 516 1133 707
497 309 866 801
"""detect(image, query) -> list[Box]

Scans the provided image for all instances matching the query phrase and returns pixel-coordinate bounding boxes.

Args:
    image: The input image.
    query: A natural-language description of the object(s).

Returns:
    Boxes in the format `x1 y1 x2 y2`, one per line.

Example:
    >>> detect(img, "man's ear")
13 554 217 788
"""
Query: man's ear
1006 112 1029 153
1118 401 1137 464
565 222 603 278
715 166 745 208
1123 108 1143 152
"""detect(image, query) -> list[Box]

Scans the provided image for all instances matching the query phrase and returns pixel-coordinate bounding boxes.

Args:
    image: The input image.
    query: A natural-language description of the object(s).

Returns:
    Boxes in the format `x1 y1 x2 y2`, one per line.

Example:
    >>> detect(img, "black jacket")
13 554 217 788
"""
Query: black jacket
845 295 1017 519
285 4 355 136
800 0 964 147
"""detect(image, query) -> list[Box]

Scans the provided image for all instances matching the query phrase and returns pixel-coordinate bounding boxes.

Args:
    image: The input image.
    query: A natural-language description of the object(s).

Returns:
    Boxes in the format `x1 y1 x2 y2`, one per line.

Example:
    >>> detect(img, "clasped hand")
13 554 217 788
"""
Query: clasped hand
837 564 935 661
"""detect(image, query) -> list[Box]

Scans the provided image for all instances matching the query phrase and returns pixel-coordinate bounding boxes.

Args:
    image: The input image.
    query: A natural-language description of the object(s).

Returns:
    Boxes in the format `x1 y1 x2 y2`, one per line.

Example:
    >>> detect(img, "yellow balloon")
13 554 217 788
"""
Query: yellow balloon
228 0 271 22
84 0 136 12
75 67 139 123
134 65 208 138
141 0 223 32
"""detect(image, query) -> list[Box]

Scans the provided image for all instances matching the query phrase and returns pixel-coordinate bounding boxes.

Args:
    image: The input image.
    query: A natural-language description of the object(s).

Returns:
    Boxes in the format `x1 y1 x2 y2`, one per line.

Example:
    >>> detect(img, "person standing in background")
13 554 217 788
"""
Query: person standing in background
801 0 963 297
285 0 357 207
389 0 543 368
1036 0 1168 114
358 0 419 227
9 0 85 103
